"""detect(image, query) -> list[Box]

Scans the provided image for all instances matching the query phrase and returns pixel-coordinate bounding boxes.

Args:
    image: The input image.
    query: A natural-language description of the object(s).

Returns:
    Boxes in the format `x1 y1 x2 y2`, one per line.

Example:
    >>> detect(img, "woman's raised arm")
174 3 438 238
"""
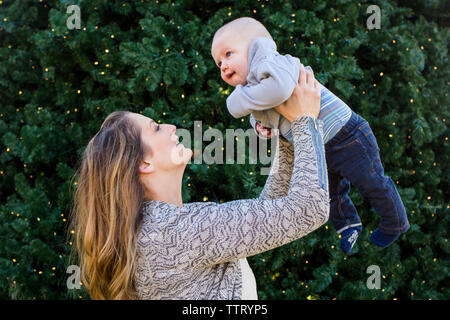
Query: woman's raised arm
259 65 321 200
169 115 329 268
147 68 329 268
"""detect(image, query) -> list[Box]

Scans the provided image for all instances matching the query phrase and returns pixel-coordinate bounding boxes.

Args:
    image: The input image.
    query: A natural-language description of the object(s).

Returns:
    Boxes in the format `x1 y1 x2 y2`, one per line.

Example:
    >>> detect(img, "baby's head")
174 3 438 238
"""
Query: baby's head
211 17 272 87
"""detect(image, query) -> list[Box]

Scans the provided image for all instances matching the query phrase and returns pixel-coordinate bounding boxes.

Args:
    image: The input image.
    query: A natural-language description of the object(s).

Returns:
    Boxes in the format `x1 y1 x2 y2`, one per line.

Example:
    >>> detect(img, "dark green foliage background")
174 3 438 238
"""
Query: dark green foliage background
0 0 448 299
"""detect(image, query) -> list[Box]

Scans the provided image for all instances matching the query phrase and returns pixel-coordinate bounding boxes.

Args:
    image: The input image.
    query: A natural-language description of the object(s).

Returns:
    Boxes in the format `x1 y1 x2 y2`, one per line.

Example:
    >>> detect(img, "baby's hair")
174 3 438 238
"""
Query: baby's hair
213 17 273 43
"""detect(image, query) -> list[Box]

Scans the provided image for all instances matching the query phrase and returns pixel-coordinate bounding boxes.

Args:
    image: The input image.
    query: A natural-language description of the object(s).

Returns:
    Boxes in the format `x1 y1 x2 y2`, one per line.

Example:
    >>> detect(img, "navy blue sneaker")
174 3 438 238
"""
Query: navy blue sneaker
370 228 400 248
340 226 362 254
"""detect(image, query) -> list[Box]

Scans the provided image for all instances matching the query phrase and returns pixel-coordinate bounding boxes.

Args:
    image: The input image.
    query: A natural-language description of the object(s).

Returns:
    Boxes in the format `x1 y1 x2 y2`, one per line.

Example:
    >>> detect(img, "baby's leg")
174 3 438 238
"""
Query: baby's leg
329 119 410 247
328 168 363 254
328 169 362 233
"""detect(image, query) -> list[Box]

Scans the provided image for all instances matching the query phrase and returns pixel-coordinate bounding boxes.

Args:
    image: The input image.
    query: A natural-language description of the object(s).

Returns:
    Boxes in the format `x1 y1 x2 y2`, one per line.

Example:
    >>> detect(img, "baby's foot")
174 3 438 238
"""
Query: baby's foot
339 226 362 254
370 228 400 248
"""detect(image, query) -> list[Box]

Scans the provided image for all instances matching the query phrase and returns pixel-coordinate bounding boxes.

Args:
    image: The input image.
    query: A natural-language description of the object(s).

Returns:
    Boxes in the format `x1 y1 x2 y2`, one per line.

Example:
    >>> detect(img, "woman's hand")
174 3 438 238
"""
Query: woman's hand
274 65 321 122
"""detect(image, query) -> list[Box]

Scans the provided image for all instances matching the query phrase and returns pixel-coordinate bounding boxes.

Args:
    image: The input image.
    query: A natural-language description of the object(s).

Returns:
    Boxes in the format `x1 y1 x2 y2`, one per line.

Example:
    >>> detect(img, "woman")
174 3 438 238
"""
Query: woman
70 67 329 299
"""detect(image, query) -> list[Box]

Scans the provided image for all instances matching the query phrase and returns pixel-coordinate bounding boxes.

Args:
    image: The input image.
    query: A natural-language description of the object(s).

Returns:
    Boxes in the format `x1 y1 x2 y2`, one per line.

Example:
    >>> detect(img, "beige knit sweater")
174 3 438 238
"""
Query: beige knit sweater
134 116 329 299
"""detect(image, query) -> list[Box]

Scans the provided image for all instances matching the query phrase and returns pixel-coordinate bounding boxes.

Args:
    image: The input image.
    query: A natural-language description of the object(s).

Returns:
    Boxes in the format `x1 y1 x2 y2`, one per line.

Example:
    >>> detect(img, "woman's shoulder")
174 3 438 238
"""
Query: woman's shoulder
135 200 224 264
140 200 217 216
138 200 220 231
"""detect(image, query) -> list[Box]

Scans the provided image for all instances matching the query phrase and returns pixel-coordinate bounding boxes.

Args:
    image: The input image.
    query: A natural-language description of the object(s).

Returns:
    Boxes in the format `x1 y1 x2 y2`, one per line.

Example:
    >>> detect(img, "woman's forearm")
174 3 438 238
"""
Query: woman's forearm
283 115 329 222
259 136 294 200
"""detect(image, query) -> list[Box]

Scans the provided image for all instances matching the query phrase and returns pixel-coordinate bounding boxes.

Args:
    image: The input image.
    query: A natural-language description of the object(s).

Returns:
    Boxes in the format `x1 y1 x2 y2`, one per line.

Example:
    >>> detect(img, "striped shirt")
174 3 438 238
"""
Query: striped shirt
279 85 352 144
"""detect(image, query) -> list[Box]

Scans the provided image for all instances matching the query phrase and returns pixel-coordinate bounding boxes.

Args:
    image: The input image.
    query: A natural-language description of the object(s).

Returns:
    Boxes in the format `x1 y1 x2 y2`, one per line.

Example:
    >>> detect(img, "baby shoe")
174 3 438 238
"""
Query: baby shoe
340 226 362 254
370 228 400 248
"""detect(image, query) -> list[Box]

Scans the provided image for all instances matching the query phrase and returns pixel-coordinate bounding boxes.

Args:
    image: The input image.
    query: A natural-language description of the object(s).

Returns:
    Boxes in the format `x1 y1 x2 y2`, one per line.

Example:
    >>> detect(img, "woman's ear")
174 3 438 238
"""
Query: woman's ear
139 160 155 174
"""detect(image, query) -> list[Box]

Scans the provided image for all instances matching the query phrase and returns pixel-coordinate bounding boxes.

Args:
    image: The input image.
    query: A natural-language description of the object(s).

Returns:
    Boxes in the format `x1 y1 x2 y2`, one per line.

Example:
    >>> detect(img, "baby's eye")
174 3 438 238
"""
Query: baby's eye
226 51 232 57
218 61 222 67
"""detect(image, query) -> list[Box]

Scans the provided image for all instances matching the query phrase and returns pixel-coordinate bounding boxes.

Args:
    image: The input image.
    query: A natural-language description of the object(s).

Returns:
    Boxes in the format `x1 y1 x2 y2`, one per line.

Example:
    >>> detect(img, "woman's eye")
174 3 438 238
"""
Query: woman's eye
157 124 160 131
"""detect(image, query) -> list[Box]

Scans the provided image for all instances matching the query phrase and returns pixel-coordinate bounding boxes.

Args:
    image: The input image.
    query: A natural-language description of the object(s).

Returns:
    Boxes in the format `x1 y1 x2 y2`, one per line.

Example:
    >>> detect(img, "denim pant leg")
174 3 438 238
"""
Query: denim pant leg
327 167 362 234
352 120 410 235
327 113 410 236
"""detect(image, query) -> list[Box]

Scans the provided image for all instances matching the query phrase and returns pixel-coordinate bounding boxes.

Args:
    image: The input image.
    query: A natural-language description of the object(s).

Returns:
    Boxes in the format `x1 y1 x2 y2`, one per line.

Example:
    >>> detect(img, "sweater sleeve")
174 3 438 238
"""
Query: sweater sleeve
258 135 294 200
178 116 329 268
226 58 299 118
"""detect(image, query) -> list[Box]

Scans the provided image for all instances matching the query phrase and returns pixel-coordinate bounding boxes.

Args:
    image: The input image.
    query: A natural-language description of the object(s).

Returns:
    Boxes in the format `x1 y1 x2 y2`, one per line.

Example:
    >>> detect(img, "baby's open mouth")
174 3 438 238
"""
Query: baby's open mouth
226 72 235 79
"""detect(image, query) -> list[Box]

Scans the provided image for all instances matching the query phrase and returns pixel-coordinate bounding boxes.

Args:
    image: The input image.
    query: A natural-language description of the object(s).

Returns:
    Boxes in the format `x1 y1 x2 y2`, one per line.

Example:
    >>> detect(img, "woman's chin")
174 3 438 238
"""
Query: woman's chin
182 147 193 164
170 144 192 165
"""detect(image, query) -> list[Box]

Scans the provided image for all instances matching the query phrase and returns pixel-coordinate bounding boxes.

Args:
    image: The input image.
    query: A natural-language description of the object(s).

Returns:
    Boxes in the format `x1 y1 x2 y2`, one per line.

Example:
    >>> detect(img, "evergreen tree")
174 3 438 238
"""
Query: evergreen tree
0 0 448 299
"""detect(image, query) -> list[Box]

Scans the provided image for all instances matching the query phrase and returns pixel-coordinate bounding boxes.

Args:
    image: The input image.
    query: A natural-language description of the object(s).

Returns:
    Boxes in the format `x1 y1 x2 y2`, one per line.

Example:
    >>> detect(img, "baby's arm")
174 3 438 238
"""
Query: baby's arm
226 38 300 118
227 58 299 118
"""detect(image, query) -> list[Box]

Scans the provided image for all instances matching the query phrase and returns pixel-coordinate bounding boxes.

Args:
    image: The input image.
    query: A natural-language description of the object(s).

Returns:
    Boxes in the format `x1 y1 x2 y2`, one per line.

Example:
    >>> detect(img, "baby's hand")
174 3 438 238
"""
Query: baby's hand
255 122 274 138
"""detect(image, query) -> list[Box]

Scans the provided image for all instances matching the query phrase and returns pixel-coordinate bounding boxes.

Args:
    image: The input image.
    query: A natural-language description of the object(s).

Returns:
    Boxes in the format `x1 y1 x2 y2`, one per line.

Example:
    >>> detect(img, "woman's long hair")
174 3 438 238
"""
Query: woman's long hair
70 111 146 299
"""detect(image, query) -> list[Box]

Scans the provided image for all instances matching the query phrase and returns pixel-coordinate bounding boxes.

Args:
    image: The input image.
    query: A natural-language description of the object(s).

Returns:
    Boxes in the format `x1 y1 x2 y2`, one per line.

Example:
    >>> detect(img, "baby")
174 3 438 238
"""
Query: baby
211 17 410 254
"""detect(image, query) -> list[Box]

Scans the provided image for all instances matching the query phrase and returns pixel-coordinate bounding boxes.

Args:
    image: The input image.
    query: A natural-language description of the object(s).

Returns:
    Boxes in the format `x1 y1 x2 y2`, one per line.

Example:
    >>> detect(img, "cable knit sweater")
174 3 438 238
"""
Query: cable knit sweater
134 116 330 299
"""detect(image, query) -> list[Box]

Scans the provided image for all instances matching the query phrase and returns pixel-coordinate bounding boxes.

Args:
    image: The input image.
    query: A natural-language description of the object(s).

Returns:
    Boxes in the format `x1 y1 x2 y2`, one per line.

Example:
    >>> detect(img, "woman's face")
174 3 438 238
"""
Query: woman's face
129 113 192 173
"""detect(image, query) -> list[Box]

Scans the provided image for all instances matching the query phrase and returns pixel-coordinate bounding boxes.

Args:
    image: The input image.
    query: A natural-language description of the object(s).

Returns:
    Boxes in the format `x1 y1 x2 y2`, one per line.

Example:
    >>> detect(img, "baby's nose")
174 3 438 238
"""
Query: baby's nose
221 62 228 72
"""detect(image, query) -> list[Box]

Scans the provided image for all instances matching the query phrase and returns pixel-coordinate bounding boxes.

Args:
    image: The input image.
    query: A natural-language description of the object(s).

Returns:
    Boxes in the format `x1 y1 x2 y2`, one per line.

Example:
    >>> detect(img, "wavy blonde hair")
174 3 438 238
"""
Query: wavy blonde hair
70 110 147 299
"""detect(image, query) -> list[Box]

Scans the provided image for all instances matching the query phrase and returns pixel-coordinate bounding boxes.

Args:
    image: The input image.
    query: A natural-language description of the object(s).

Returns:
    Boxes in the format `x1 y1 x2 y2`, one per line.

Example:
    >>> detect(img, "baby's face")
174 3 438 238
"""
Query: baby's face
211 33 249 87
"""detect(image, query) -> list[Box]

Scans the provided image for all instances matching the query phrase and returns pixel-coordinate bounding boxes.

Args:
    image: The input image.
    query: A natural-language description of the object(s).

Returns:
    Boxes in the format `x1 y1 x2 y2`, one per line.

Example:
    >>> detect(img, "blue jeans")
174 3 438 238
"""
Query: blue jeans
324 112 410 235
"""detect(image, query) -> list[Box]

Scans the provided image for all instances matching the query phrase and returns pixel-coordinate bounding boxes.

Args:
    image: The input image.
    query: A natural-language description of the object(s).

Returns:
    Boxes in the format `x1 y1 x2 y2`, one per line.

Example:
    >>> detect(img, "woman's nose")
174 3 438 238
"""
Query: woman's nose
167 124 177 134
